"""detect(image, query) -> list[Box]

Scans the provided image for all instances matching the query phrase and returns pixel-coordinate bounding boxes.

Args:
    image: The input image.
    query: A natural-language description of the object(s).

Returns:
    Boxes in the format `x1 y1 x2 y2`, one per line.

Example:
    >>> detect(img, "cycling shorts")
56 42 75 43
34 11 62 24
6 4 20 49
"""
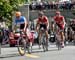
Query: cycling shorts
39 24 47 30
56 23 64 30
20 24 25 29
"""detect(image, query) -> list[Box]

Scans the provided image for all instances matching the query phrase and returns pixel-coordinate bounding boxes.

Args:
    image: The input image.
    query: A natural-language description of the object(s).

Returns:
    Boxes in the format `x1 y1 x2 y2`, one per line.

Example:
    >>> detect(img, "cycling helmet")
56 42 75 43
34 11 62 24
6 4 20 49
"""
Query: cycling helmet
15 11 21 17
56 11 60 15
38 11 44 16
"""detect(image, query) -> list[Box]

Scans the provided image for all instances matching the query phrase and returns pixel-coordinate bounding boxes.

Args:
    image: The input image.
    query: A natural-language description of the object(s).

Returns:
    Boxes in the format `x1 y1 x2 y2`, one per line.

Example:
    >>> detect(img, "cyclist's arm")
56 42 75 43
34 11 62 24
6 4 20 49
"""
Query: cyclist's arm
36 19 40 31
60 17 65 25
24 18 28 31
13 20 16 32
45 17 49 30
53 16 57 25
62 17 66 26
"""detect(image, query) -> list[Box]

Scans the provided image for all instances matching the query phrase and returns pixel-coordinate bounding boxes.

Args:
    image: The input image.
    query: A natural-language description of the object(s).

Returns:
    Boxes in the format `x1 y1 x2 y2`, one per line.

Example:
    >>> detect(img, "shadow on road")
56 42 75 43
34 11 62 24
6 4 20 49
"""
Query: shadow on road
0 53 22 59
31 48 58 53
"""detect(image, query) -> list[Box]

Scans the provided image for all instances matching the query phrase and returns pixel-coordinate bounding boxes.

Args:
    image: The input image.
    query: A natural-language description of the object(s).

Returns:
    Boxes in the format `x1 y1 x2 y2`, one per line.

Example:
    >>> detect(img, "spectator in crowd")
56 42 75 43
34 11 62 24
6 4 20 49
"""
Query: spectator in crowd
29 1 75 10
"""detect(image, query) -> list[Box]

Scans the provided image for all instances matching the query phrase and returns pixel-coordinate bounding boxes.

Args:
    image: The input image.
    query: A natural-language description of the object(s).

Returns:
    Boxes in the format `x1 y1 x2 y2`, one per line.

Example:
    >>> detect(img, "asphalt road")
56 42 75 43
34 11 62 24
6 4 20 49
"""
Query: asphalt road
0 44 75 60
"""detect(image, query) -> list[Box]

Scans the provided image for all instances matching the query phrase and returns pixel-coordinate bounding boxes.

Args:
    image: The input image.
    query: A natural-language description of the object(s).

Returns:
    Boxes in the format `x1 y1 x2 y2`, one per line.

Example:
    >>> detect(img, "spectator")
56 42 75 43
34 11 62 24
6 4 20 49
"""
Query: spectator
0 27 3 44
29 1 74 10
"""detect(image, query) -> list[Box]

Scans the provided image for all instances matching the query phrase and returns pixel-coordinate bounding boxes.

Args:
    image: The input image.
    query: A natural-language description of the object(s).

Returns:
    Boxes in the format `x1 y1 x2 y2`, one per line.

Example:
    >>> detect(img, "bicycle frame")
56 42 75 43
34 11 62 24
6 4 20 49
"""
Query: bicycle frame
16 30 27 56
40 27 48 51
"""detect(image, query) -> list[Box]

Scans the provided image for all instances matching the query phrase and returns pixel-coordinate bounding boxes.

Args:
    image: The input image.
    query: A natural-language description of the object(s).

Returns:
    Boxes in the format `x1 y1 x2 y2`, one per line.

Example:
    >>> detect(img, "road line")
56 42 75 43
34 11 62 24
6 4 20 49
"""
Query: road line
25 54 40 58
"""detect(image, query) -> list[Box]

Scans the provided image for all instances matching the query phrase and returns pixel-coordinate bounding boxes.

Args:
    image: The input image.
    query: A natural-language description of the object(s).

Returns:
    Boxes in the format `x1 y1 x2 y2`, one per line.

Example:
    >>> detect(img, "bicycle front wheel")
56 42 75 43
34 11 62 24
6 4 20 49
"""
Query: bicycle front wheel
17 38 26 56
56 40 62 50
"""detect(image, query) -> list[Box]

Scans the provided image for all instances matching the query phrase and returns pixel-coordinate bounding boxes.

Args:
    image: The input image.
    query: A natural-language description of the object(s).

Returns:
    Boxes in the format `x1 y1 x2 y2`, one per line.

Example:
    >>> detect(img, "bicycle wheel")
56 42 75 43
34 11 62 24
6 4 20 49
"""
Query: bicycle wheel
38 37 42 49
17 38 26 56
26 41 32 54
29 42 33 53
45 40 48 51
55 34 62 50
56 40 62 50
42 39 46 52
42 36 47 52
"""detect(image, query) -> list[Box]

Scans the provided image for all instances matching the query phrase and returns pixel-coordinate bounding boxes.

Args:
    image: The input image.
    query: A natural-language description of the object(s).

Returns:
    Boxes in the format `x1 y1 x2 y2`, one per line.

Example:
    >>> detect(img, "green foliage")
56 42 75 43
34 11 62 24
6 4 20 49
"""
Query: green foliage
0 0 26 27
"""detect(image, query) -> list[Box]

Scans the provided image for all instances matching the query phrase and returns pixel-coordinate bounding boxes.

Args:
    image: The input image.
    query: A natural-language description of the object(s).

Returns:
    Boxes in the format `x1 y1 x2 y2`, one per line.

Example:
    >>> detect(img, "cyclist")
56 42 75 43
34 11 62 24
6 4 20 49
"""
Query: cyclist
36 11 49 48
14 11 28 32
70 19 75 31
53 11 66 48
0 27 3 44
70 19 75 40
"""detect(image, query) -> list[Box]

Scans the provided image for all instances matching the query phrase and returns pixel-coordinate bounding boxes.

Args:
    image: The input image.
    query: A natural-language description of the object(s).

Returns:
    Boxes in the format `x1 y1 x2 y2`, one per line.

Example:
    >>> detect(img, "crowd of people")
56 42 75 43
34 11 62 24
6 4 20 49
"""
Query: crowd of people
29 1 75 10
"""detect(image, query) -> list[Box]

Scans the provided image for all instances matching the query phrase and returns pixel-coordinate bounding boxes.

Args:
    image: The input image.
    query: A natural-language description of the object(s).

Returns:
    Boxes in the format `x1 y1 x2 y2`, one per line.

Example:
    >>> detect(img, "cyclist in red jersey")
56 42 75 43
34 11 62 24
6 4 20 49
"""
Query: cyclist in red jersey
36 11 49 48
53 11 66 48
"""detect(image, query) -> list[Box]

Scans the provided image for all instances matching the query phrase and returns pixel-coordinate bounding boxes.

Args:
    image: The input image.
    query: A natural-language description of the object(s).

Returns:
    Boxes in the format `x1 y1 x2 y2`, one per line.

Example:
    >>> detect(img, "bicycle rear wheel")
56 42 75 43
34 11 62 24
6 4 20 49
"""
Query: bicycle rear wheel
17 38 26 56
42 39 46 52
42 36 48 52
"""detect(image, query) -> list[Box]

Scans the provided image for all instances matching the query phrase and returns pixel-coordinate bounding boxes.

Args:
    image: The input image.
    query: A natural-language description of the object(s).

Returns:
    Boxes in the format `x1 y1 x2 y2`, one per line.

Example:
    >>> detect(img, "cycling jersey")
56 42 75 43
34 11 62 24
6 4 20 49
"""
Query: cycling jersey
54 16 65 30
15 16 26 24
37 16 48 24
37 16 48 30
14 16 26 29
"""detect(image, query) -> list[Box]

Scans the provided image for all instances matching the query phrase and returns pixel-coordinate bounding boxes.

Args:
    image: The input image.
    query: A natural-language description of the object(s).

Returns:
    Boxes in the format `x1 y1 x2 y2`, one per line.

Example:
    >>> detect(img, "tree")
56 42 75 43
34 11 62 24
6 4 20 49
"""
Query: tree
0 0 26 27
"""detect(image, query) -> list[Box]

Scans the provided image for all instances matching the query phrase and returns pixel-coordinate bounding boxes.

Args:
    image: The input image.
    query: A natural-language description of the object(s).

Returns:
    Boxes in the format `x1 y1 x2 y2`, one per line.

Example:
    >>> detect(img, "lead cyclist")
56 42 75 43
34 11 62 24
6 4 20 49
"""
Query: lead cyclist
13 11 28 33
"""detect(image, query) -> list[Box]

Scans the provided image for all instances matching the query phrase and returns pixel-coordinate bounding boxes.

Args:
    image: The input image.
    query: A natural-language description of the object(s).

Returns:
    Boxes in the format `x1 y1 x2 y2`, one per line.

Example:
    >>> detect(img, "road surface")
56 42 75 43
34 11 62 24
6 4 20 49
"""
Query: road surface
0 44 75 60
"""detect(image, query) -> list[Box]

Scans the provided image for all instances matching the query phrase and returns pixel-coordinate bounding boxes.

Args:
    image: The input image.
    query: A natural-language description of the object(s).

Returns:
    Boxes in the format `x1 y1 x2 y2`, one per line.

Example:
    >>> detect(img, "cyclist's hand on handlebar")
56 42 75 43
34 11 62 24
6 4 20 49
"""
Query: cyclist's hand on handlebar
13 30 15 33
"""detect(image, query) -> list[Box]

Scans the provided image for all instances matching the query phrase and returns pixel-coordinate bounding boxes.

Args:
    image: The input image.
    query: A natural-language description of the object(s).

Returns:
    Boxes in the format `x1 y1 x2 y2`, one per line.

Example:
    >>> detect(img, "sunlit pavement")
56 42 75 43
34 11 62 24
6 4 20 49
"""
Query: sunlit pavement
0 44 75 60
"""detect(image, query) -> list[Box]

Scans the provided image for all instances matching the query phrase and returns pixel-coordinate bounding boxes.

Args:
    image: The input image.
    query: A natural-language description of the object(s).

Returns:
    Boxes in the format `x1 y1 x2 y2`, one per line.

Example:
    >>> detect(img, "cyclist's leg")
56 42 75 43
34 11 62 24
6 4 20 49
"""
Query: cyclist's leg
39 30 42 45
45 30 48 41
36 26 42 48
45 29 49 51
45 30 49 47
60 30 65 47
37 30 42 49
72 31 75 40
